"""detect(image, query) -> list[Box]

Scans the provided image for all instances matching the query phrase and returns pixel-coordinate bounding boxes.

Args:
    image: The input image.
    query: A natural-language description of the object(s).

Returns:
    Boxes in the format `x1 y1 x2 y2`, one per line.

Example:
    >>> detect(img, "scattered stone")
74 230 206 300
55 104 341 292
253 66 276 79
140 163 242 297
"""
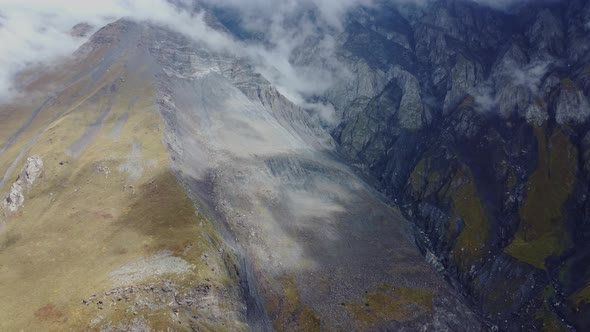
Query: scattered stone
82 295 97 305
174 284 211 308
109 251 194 287
96 165 111 176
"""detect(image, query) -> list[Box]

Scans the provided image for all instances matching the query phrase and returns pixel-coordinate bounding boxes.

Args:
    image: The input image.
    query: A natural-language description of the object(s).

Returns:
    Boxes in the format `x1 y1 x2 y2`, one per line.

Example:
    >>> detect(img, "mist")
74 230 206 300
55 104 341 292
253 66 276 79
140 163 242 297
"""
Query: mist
0 0 368 104
0 0 535 107
0 0 235 101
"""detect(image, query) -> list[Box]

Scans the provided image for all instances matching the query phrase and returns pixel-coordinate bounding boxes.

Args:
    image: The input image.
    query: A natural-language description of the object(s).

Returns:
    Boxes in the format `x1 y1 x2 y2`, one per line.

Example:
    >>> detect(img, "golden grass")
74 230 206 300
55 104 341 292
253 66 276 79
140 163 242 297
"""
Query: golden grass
266 274 321 332
348 284 433 329
0 63 244 331
505 127 576 269
450 165 489 269
572 284 590 307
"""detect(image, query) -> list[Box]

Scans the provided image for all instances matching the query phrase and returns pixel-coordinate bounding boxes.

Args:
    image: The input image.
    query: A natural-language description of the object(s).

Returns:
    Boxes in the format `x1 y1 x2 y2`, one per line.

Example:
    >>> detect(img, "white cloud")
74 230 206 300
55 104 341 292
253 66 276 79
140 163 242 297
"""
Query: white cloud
472 82 498 111
0 0 534 109
472 59 553 112
202 0 375 30
0 0 367 125
510 60 551 94
0 0 239 101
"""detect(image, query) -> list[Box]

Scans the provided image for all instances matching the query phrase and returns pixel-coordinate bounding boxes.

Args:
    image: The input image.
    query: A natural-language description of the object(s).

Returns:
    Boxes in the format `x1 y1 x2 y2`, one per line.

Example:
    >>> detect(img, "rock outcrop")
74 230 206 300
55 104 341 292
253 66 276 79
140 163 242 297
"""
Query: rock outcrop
1 156 42 214
555 79 590 125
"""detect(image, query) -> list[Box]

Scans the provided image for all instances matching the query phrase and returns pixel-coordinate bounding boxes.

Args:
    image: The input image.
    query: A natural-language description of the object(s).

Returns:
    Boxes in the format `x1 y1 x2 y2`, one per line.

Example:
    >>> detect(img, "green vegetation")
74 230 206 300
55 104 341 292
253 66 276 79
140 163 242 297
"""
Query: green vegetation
409 158 426 195
267 275 321 332
542 285 555 299
348 284 433 328
409 158 490 269
0 64 246 331
505 127 576 269
535 301 569 332
535 307 568 332
429 170 442 186
409 156 444 199
533 285 566 331
572 284 590 306
450 165 489 269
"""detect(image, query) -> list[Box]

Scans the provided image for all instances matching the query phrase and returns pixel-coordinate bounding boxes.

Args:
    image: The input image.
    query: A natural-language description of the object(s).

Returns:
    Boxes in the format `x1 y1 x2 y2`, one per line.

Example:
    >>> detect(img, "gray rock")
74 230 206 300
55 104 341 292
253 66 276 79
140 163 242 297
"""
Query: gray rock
1 156 43 214
71 22 94 38
23 156 43 185
324 58 395 121
566 0 590 62
555 80 590 125
524 100 549 126
3 181 24 213
492 44 531 118
526 9 565 57
444 54 483 113
392 67 428 130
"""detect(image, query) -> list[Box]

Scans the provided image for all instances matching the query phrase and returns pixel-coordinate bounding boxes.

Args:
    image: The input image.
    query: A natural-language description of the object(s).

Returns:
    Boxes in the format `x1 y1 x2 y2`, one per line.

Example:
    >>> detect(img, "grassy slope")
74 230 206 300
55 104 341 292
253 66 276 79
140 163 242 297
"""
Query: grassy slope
0 60 245 331
408 156 489 271
0 44 113 189
348 284 433 329
505 126 576 269
450 165 489 270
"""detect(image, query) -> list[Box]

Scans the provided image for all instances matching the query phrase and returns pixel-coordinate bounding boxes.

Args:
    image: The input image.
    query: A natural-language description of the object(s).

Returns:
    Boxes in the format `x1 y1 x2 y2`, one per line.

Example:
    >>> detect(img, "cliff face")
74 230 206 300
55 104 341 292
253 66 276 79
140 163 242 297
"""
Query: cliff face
307 0 590 330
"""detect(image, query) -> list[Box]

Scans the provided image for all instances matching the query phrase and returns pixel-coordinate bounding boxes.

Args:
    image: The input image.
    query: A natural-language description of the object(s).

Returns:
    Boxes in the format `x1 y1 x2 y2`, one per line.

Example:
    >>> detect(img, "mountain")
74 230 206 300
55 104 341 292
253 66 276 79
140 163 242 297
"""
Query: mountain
266 0 589 330
0 13 480 332
0 0 589 331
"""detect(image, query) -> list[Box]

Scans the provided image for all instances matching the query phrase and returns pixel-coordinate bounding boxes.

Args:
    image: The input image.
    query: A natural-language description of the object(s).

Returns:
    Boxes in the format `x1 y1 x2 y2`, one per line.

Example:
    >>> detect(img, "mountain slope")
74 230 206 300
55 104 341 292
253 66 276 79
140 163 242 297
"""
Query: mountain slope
0 21 248 331
0 18 482 331
3 1 589 330
269 0 590 330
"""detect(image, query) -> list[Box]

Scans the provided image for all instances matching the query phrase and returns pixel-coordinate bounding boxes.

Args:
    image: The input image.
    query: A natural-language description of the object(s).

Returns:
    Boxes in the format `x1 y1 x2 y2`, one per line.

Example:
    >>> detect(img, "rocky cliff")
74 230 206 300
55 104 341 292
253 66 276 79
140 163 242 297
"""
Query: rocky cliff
291 0 590 330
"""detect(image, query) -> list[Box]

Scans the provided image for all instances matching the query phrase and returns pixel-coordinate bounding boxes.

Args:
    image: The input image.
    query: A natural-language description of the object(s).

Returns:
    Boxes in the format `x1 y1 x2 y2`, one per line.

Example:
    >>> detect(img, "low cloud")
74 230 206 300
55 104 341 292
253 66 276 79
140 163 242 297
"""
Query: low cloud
202 0 374 30
0 0 245 101
0 0 369 125
473 59 553 112
510 60 551 94
0 0 534 110
199 0 371 120
472 83 498 111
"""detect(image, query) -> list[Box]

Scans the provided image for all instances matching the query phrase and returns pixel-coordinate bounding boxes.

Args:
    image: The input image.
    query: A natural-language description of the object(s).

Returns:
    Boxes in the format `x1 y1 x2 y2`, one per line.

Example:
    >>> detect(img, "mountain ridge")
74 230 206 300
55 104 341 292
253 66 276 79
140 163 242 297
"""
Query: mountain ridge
1 0 589 330
0 16 482 331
